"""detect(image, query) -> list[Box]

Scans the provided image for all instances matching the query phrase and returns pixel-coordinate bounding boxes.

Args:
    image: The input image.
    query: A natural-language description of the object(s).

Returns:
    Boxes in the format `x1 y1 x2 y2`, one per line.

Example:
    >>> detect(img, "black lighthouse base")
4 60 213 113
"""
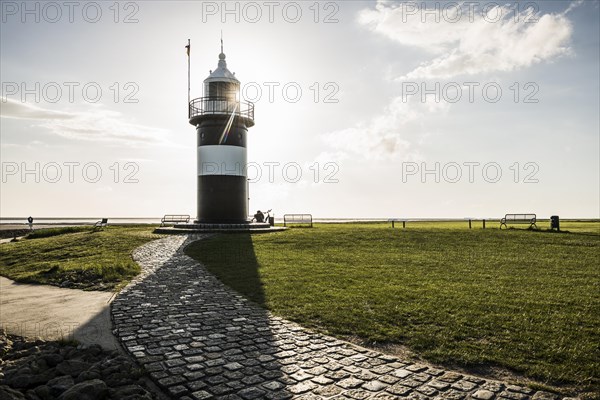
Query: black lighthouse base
197 175 248 224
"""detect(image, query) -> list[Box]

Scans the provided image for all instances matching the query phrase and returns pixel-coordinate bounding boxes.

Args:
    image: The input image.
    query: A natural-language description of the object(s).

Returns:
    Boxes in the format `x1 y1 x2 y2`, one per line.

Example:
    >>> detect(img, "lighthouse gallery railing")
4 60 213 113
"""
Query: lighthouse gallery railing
189 97 254 122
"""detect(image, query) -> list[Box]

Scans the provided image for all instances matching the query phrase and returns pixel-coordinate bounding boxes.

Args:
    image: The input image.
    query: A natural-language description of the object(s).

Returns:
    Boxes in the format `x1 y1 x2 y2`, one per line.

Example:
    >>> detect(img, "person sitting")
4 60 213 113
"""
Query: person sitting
253 210 265 223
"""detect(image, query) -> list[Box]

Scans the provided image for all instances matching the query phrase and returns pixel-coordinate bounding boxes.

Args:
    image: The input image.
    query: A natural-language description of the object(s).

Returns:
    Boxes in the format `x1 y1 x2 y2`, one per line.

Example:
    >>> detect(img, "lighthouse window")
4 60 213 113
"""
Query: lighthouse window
206 82 239 102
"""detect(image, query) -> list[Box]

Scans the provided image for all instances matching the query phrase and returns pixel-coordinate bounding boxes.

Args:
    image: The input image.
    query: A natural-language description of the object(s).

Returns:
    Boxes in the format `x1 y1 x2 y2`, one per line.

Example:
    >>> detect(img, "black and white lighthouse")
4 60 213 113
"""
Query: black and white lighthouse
188 43 255 223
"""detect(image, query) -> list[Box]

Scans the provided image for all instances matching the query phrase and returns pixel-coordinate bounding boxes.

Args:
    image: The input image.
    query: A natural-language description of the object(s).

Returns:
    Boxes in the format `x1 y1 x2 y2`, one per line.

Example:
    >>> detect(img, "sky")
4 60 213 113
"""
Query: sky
1 0 599 219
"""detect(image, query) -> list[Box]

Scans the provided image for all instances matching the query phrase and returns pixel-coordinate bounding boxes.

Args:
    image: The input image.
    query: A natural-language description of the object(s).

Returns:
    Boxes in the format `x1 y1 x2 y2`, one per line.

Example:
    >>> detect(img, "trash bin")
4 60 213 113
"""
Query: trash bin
268 216 275 227
550 215 560 231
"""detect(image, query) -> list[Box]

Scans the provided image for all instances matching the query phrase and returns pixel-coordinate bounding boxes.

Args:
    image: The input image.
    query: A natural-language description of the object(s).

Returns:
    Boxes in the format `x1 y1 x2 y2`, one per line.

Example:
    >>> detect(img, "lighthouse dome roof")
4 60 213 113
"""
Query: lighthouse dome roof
204 52 240 84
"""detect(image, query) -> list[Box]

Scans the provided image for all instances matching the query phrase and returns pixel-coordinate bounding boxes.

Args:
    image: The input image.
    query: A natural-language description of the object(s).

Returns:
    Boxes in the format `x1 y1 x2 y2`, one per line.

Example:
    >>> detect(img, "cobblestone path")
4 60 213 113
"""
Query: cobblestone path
111 235 563 400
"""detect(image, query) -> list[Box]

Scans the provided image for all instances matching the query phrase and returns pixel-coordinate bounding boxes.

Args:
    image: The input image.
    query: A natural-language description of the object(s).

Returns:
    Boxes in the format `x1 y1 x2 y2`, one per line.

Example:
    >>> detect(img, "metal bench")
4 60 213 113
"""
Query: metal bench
500 214 537 229
94 218 108 230
283 214 313 228
161 214 191 226
389 219 406 228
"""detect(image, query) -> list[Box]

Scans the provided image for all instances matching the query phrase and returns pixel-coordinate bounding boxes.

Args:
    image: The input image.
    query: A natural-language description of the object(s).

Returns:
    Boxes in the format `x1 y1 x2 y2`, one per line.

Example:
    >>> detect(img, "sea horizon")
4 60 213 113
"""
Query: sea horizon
1 216 599 225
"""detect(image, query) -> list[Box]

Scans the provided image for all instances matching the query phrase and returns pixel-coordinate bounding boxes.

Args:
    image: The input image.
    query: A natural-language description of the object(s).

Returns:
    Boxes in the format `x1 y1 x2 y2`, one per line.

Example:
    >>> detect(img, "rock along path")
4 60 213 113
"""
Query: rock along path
111 235 562 400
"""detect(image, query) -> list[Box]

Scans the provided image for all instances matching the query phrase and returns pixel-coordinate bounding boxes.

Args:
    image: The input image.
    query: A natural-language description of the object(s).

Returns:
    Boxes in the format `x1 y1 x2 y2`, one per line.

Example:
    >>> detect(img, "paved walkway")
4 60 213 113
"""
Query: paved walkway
111 235 561 400
0 276 119 350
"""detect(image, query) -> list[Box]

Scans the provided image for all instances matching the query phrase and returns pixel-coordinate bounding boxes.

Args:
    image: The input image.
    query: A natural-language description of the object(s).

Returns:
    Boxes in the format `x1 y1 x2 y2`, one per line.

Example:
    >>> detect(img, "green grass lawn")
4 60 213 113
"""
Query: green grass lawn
185 221 600 396
0 226 160 291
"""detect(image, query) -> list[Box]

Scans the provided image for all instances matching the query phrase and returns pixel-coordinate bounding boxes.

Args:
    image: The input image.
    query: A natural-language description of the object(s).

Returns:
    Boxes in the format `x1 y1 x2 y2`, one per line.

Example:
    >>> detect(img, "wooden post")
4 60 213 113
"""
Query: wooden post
469 219 472 229
403 221 406 229
392 220 395 228
483 219 486 229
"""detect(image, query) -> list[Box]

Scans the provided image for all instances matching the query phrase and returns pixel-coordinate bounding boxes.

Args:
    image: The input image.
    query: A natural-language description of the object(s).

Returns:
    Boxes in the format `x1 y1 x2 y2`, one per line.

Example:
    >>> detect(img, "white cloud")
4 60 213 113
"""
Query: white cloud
1 98 76 120
322 96 448 160
358 1 576 79
563 0 585 16
325 2 578 163
0 98 170 146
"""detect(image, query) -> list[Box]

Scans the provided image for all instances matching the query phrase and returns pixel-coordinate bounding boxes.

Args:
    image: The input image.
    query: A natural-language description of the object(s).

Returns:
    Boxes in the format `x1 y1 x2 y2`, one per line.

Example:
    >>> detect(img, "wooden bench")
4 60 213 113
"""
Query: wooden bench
161 214 191 226
500 214 537 229
94 218 108 230
283 214 313 228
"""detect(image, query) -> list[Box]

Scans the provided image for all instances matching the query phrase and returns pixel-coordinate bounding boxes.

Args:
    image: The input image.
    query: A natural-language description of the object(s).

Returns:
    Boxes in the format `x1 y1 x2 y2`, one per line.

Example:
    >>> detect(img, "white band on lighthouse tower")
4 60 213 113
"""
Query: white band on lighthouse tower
197 145 247 177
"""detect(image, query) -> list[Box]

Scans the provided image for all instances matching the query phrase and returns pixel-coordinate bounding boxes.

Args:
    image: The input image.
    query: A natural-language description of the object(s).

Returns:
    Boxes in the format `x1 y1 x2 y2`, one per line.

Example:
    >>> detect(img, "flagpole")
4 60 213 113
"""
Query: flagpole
187 39 191 113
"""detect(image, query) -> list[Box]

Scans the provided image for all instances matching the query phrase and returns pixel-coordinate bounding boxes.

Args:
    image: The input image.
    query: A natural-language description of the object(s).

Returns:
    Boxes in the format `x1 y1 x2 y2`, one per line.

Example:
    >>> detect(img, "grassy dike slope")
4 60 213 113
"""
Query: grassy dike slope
185 221 600 395
0 226 160 291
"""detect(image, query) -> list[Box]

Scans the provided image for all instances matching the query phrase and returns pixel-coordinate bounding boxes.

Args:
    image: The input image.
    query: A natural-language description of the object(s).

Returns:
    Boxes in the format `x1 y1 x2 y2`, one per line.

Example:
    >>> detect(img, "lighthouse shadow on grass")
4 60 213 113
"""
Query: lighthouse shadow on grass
184 233 266 308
